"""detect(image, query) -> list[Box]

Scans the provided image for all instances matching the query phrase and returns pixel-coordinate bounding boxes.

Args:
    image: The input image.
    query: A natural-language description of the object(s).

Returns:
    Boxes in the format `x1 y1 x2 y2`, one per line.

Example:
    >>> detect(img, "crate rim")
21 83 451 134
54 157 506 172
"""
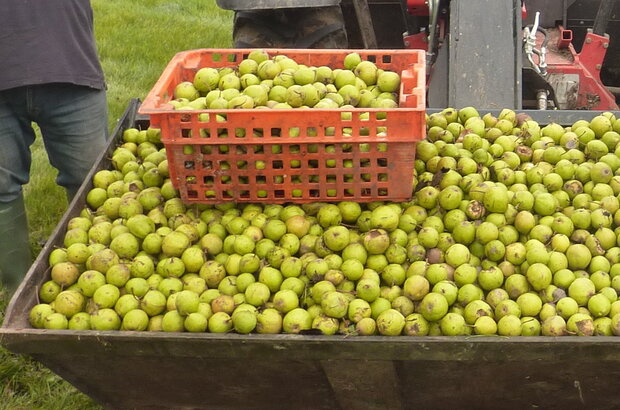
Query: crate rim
138 47 426 115
136 46 426 203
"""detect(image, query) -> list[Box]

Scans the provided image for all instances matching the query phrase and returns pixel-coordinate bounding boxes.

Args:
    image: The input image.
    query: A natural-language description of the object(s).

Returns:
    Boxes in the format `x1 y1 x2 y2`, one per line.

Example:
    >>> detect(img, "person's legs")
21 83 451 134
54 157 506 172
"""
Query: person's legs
0 87 36 294
0 194 31 294
33 83 108 201
0 82 108 294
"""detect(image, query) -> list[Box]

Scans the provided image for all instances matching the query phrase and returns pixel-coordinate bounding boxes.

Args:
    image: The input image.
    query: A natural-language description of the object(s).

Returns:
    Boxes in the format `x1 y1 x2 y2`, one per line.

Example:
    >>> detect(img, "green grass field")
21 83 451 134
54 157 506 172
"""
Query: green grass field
0 1 232 408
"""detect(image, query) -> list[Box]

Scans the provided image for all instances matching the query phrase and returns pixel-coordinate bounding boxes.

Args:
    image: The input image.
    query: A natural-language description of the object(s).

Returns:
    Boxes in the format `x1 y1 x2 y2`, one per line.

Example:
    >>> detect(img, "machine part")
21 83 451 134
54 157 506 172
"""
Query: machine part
536 90 549 109
340 1 411 49
565 0 620 90
403 30 428 50
607 86 620 97
573 30 618 109
546 73 579 109
408 0 429 15
540 27 618 110
426 0 440 69
522 66 559 109
217 0 619 110
222 1 412 50
523 0 578 27
216 0 341 10
563 0 568 27
557 25 573 49
592 0 615 36
523 12 549 76
446 0 522 109
524 1 619 110
427 32 449 107
400 0 418 36
403 0 439 52
403 0 446 86
351 0 378 48
232 6 348 48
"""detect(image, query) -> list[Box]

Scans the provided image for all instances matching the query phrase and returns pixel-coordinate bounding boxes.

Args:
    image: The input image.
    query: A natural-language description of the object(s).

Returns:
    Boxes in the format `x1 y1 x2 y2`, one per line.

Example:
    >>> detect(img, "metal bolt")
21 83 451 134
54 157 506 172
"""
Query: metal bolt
603 43 609 49
596 64 602 70
586 37 592 43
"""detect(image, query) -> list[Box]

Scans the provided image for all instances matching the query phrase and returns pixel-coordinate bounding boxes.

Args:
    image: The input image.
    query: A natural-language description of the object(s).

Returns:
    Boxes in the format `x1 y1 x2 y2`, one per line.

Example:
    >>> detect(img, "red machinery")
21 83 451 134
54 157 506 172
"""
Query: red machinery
403 0 619 111
216 0 620 114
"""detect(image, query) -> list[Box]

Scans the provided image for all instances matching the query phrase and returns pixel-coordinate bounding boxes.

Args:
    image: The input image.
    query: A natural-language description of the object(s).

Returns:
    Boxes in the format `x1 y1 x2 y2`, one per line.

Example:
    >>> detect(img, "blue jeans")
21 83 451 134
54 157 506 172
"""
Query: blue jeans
0 83 108 202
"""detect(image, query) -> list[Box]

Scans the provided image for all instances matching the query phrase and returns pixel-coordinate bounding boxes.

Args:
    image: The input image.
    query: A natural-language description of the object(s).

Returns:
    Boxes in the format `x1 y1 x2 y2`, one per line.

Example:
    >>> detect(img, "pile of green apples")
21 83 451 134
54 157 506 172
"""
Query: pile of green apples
169 50 402 110
28 106 620 337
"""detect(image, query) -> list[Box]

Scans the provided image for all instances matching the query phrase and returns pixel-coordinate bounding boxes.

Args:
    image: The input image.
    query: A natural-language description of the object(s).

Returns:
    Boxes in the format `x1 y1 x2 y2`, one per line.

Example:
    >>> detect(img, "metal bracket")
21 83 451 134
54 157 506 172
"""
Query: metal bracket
523 12 548 76
351 0 378 48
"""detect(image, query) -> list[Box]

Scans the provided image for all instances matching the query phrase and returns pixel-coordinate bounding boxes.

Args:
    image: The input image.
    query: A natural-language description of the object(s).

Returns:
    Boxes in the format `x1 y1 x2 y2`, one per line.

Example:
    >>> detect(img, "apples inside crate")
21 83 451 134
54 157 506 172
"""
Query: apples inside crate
139 48 426 204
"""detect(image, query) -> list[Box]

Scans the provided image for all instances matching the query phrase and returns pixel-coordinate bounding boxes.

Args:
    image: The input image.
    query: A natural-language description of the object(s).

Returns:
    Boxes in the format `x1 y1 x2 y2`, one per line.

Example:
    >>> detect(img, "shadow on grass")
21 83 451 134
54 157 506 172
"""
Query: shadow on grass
1 282 101 409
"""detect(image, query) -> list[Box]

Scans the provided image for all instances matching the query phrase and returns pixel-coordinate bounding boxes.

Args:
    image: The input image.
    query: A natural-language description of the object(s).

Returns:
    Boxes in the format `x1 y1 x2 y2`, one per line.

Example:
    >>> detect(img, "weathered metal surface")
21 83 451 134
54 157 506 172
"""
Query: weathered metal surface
33 353 338 410
396 359 617 410
322 360 403 410
448 0 522 109
4 329 620 409
6 329 620 361
351 0 379 48
427 35 449 108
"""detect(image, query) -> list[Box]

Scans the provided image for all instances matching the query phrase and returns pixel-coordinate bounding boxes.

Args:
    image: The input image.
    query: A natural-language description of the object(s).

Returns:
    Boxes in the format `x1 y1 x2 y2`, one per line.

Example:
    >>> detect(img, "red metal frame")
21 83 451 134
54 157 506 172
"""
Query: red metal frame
403 14 446 51
404 0 431 49
407 0 429 16
403 32 427 50
403 1 617 110
536 30 618 110
557 25 573 49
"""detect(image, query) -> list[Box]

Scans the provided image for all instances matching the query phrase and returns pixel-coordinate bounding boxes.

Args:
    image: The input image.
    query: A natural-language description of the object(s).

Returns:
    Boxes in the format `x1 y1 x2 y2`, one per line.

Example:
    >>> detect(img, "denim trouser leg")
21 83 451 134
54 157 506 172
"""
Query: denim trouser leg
35 83 109 200
0 83 107 292
0 90 36 203
0 83 108 203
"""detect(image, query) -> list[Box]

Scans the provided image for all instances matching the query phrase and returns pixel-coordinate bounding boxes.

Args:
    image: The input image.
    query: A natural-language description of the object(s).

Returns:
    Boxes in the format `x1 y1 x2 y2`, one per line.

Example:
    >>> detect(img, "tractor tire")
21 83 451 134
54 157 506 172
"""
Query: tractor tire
232 6 348 49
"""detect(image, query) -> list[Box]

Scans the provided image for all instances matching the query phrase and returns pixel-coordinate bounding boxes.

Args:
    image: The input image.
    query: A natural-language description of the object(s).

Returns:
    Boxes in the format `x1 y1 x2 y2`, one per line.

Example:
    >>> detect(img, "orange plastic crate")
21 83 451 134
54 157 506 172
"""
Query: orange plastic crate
139 48 426 204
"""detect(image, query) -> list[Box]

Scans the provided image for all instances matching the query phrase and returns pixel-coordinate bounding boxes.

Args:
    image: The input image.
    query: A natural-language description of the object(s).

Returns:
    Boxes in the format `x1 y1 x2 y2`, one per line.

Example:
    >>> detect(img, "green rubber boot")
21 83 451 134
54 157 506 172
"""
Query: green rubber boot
0 194 32 295
65 185 80 204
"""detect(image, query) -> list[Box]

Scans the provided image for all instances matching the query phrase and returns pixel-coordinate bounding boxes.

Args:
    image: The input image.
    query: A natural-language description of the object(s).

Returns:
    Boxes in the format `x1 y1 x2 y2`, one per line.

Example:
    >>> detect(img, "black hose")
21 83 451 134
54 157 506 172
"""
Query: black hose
398 0 417 35
593 0 615 36
537 27 549 48
525 25 549 48
562 0 568 28
606 86 620 98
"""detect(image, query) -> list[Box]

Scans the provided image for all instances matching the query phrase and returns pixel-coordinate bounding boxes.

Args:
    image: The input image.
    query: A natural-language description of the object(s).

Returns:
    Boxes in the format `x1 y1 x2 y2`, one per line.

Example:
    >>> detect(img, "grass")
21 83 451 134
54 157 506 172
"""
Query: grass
0 1 233 408
96 0 233 130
